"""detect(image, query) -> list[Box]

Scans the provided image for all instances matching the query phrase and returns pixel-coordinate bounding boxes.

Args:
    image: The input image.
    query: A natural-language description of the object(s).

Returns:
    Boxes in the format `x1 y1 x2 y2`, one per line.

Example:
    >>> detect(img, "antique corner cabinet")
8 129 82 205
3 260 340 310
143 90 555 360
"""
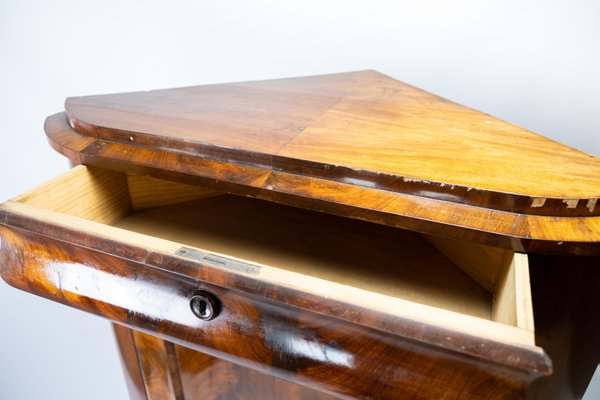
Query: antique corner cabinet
1 71 599 400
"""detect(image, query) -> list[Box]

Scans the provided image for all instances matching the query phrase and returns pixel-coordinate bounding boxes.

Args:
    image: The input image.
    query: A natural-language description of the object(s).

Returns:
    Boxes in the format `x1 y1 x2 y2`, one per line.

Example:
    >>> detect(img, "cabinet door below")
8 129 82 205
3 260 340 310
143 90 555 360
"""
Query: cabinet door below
114 325 339 400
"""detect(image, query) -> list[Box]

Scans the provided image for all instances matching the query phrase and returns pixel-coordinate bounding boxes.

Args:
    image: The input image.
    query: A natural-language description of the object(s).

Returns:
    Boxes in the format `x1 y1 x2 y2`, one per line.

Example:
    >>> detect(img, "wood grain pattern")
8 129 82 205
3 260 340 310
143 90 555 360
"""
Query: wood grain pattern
2 71 598 399
44 112 600 255
113 324 147 400
426 236 512 292
0 222 551 399
492 253 534 331
127 174 222 212
116 327 339 400
1 197 540 347
132 330 184 400
63 70 600 218
1 165 539 348
527 255 600 400
175 345 339 400
115 195 493 320
15 165 130 224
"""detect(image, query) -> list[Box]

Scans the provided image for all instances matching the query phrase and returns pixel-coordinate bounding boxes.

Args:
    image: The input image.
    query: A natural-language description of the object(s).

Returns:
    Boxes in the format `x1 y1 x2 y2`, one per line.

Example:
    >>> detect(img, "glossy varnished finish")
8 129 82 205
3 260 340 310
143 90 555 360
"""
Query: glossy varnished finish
0 192 547 369
175 345 339 400
527 255 600 400
115 327 340 400
0 223 548 399
63 71 600 215
132 330 184 400
113 324 149 400
45 112 600 255
1 72 599 399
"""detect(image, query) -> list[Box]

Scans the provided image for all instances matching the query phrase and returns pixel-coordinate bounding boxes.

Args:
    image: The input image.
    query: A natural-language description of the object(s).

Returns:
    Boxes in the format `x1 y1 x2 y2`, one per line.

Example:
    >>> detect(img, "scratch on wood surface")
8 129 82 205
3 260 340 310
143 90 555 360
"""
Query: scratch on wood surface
563 199 579 209
587 198 598 213
531 198 546 208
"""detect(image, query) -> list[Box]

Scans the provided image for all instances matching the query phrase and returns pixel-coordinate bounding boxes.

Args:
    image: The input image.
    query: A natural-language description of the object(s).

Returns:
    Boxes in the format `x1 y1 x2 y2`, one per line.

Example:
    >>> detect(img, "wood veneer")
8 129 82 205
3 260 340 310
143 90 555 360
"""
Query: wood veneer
113 324 147 400
115 195 493 319
44 111 600 255
6 166 536 335
527 254 600 399
175 341 338 400
0 165 551 399
0 225 546 399
64 71 600 207
1 71 599 399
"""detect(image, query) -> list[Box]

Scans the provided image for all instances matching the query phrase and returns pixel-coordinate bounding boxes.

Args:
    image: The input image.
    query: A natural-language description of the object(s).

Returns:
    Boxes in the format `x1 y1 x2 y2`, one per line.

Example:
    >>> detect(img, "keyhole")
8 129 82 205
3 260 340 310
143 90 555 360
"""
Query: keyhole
190 291 220 321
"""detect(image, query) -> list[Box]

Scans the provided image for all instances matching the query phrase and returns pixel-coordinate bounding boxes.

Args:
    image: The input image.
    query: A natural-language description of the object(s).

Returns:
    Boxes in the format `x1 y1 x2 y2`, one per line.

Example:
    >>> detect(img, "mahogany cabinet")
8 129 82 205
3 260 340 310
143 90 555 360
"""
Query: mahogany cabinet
1 71 599 399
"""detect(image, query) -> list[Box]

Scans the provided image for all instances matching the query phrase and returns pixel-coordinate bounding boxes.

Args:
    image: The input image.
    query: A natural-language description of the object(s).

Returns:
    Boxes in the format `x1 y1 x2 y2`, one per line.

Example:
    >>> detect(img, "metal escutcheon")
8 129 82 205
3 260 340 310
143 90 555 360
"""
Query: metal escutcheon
189 290 220 321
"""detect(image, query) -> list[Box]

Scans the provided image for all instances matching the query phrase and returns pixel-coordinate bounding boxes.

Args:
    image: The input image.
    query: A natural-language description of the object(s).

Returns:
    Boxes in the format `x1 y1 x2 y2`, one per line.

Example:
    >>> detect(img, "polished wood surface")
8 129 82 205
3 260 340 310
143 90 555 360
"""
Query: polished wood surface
63 71 600 212
0 216 550 399
116 269 600 400
1 72 599 399
175 344 339 400
115 326 340 400
527 255 600 400
132 330 184 400
113 324 150 400
1 166 541 349
44 112 600 255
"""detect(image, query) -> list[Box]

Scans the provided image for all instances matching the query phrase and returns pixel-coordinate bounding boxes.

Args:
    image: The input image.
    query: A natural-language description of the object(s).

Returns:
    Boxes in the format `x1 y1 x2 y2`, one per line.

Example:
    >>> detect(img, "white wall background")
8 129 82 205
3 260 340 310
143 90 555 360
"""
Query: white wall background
1 1 599 399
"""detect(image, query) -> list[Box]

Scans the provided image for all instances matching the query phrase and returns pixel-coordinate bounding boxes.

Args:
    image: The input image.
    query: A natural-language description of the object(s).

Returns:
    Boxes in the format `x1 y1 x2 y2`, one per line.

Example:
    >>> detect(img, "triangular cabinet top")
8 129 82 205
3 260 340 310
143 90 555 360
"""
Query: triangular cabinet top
46 70 600 254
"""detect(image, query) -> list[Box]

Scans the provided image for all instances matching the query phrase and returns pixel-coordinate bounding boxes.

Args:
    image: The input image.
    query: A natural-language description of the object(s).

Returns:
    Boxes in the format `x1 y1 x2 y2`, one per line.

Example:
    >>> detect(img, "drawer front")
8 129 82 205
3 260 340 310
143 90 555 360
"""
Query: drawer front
0 224 539 400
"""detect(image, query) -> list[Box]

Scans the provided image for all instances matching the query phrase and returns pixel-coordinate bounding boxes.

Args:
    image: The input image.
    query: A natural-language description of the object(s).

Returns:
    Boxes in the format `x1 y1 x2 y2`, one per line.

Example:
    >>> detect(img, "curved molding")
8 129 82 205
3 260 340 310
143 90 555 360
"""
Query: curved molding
46 113 600 255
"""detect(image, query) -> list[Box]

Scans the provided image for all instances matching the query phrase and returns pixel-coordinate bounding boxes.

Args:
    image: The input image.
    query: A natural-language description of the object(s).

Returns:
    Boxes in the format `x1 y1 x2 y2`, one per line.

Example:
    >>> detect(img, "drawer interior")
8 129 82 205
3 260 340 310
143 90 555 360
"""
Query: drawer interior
12 166 535 343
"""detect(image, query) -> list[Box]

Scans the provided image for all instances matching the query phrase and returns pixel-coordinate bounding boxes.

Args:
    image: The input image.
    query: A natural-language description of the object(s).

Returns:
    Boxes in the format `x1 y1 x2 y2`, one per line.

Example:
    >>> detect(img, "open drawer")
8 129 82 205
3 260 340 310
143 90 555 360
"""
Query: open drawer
0 165 551 399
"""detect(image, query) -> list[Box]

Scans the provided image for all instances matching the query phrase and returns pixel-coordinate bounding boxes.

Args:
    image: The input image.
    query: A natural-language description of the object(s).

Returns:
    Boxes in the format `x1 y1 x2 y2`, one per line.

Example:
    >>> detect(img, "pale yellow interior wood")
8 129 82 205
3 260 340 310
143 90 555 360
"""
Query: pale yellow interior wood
492 253 535 331
127 174 223 211
15 165 131 225
424 236 511 292
14 166 534 333
115 196 492 319
426 236 534 331
0 200 536 347
493 254 518 327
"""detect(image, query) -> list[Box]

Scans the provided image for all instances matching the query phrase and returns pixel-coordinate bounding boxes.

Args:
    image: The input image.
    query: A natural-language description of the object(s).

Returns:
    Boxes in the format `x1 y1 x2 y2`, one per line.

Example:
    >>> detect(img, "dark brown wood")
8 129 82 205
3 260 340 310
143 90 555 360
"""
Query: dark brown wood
132 330 184 400
44 112 600 256
2 71 600 399
175 344 339 399
113 324 148 400
0 222 549 400
527 255 600 400
115 329 339 400
0 194 548 370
